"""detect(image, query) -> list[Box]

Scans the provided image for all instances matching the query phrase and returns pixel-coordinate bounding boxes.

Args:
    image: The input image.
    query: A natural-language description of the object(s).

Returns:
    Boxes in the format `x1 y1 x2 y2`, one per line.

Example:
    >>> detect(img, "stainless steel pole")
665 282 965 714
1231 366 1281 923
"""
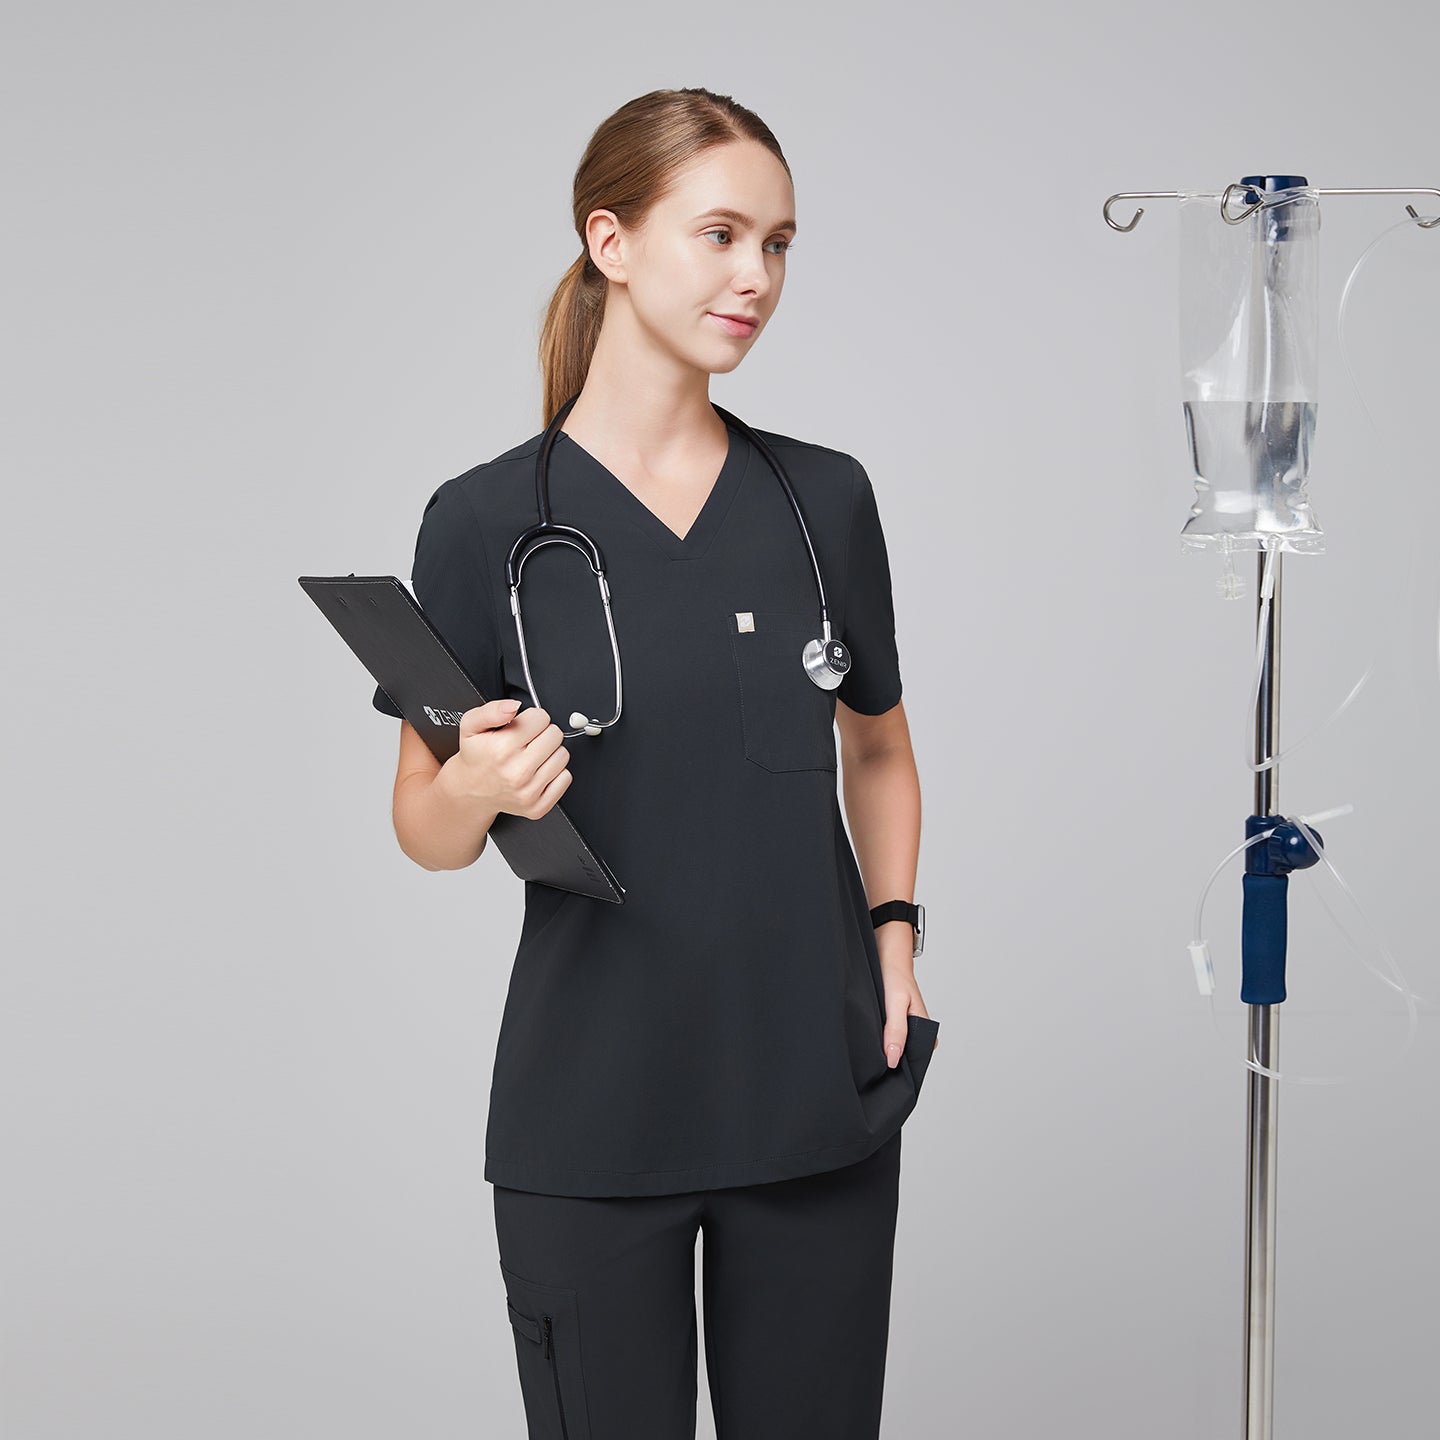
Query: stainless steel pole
1243 546 1283 1440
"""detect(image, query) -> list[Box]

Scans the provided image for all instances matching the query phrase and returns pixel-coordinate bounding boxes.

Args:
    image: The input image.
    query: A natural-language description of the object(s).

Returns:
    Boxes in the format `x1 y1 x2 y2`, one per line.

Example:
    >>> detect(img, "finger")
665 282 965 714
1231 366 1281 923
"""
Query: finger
525 718 569 760
528 763 574 817
885 1026 908 1069
533 739 571 787
493 705 552 744
459 698 522 735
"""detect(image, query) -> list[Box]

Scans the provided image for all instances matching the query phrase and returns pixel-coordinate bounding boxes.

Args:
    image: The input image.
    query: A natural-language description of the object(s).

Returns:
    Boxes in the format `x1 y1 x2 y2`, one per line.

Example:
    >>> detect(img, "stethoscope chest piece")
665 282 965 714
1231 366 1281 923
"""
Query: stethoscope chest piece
803 636 850 691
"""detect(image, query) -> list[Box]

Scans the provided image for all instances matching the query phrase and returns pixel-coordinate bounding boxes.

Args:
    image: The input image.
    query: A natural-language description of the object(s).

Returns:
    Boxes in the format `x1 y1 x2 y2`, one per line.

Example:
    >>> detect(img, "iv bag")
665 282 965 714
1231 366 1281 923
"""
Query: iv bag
1178 184 1325 554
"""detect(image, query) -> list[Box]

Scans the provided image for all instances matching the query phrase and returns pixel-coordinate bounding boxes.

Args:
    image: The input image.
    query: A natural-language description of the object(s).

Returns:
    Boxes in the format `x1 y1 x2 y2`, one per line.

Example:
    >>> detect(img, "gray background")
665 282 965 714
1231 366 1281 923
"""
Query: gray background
6 3 1438 1437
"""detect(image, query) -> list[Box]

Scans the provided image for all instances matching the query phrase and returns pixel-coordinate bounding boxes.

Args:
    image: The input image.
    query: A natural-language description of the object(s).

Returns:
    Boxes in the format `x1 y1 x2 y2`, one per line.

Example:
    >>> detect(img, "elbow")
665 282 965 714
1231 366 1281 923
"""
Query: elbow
397 832 487 873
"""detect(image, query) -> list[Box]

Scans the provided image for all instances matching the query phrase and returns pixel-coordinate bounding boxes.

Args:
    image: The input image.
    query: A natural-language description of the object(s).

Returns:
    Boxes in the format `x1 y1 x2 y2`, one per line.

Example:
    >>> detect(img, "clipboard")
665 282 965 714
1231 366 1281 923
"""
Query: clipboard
299 573 625 904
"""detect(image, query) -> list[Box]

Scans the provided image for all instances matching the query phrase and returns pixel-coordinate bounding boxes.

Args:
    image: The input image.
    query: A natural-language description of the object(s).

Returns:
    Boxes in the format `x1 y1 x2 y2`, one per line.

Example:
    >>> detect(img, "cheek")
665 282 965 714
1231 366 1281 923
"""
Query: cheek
635 256 718 331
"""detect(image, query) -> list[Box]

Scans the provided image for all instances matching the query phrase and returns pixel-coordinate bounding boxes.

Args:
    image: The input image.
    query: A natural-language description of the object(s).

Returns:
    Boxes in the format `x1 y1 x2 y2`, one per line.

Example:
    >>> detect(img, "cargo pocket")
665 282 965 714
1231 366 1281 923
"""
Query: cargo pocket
727 605 838 773
500 1261 592 1440
904 1015 941 1096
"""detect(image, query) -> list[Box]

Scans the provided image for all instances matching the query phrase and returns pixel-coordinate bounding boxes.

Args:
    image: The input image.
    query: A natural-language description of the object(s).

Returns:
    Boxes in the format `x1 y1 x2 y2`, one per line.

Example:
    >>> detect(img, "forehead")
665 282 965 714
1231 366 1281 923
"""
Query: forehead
656 142 795 225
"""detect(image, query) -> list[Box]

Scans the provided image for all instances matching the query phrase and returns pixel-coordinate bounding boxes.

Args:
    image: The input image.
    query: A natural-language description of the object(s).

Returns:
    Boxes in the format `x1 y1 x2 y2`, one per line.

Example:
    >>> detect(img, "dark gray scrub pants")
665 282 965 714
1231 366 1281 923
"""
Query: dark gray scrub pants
493 1126 903 1440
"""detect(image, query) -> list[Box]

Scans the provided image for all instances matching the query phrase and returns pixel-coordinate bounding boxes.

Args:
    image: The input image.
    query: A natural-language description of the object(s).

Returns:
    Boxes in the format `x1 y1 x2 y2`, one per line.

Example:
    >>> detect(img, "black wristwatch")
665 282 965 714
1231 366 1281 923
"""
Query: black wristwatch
869 900 925 957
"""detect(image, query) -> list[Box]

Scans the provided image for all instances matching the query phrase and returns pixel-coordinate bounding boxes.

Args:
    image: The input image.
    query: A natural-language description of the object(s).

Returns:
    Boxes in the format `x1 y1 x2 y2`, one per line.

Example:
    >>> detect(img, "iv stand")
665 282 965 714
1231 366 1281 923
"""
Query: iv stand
1097 177 1440 1439
1240 536 1323 1440
1245 545 1282 1440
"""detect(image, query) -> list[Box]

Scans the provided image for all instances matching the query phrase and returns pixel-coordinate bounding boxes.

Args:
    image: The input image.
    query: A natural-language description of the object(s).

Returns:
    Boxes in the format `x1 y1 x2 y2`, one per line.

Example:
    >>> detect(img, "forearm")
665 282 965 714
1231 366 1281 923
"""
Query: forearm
841 745 921 973
393 759 500 872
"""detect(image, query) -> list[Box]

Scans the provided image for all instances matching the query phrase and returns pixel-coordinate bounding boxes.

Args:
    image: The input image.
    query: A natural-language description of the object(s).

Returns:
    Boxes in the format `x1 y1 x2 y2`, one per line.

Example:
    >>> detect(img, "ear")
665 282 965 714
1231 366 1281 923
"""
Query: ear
584 208 628 285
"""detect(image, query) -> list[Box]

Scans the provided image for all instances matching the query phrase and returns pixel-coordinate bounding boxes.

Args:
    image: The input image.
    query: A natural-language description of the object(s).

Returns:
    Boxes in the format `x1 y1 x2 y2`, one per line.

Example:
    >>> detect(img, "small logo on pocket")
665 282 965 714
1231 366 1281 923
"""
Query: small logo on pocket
735 611 754 632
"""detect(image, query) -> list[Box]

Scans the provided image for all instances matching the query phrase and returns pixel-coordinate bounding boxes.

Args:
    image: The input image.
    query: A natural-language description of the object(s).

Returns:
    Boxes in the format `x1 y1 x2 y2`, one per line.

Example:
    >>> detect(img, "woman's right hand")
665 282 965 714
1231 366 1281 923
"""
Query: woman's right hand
442 698 573 820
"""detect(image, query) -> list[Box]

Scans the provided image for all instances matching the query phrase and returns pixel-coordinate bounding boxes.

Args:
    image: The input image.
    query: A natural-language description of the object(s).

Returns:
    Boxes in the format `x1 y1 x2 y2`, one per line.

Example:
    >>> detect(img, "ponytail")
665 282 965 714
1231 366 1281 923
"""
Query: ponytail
539 250 606 425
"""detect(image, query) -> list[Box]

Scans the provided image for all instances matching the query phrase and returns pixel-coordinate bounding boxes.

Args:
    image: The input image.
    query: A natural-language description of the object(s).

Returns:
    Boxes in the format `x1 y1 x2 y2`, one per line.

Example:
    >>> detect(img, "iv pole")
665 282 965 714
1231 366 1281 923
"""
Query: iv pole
1103 178 1440 1440
1245 536 1283 1440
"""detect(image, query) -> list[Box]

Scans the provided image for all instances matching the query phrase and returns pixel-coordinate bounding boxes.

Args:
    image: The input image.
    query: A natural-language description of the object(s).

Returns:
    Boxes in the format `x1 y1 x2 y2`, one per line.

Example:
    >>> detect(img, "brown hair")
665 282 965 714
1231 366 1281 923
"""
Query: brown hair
538 87 791 425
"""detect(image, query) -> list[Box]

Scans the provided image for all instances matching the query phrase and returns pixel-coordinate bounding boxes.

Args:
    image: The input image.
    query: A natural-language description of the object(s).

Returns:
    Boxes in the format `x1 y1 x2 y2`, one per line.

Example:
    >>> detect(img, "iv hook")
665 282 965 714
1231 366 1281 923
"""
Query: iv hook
1103 186 1440 231
1102 191 1178 232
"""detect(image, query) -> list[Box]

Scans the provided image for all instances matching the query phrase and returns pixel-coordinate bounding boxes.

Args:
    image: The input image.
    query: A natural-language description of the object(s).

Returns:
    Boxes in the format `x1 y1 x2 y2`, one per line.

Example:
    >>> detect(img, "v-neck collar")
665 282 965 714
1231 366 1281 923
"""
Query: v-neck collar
555 422 749 561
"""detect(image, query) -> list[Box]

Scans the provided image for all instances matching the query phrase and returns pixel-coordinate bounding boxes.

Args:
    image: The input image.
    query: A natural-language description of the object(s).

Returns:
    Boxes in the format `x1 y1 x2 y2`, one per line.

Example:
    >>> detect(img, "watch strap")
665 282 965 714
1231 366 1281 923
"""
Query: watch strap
870 900 920 929
869 900 925 956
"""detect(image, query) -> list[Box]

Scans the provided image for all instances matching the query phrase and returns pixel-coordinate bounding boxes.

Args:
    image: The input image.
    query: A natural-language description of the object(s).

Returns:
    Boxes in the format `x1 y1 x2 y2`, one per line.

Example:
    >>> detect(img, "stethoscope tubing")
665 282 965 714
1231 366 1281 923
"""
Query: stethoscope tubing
506 392 843 737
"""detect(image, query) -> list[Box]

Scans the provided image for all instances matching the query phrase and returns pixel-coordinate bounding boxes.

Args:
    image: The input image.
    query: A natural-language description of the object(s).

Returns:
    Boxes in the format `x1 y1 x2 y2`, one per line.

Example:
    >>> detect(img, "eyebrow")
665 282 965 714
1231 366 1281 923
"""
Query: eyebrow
691 207 797 236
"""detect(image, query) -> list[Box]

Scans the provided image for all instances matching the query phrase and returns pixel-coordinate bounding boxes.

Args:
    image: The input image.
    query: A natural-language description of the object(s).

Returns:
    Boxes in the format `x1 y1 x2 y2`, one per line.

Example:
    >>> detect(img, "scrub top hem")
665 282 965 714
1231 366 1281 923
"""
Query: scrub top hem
483 1111 914 1198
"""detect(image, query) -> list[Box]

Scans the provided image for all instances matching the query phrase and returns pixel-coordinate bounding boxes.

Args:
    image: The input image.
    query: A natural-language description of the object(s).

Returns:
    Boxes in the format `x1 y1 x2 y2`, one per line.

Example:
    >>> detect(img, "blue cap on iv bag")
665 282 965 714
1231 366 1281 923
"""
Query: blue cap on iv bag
1239 174 1311 239
1239 174 1309 190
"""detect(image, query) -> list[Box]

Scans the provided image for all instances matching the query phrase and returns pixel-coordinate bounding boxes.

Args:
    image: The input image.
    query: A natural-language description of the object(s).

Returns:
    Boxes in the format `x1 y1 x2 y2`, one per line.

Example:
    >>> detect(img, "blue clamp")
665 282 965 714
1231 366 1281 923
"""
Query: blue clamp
1240 815 1324 1005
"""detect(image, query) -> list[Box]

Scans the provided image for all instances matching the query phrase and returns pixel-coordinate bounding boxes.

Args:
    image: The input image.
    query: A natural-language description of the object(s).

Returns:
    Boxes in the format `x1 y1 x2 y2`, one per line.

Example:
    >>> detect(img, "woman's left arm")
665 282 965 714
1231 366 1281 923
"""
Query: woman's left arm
835 696 934 1070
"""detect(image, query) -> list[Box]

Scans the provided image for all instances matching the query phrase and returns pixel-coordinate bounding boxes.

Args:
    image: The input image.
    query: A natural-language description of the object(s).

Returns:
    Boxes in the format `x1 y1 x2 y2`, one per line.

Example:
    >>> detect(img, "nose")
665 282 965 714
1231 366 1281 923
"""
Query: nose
732 242 773 300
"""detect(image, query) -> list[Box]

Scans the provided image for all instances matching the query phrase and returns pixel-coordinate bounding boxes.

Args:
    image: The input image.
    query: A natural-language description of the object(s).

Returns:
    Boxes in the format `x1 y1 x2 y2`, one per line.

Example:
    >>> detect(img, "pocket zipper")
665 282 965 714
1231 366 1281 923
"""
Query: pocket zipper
543 1314 570 1439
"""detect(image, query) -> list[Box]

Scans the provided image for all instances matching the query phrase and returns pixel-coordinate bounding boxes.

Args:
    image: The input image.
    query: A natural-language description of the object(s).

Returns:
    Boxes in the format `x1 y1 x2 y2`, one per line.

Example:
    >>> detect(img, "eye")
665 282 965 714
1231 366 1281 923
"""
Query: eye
702 228 793 255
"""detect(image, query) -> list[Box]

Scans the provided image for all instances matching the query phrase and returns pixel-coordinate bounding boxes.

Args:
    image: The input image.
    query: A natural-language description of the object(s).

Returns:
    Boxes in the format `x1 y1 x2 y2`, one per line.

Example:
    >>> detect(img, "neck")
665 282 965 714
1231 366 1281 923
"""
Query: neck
562 307 728 468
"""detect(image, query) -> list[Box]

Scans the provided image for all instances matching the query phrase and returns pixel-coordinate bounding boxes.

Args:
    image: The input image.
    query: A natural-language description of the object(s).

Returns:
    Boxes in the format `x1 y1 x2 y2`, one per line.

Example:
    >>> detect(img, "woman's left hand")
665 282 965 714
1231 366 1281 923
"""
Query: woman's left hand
877 929 937 1069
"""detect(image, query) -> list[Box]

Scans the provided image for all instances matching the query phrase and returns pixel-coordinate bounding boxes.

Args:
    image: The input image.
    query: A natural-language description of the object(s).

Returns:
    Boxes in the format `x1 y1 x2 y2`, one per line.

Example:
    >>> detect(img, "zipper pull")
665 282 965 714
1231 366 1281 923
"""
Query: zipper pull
543 1314 553 1359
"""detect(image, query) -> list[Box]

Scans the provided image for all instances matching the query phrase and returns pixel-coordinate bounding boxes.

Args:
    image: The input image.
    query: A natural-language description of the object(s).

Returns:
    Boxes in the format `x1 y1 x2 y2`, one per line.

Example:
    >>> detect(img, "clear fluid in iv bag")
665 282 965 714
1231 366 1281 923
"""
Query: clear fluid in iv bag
1180 400 1325 554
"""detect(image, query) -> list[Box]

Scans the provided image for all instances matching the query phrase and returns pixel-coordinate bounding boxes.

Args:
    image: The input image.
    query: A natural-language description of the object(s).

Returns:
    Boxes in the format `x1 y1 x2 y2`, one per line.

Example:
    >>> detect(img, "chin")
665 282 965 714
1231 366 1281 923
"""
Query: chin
701 341 752 373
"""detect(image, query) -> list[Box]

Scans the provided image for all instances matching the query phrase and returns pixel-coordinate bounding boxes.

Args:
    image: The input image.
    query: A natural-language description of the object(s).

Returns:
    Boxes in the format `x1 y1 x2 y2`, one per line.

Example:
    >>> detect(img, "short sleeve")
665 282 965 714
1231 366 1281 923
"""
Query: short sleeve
835 455 904 716
371 479 504 718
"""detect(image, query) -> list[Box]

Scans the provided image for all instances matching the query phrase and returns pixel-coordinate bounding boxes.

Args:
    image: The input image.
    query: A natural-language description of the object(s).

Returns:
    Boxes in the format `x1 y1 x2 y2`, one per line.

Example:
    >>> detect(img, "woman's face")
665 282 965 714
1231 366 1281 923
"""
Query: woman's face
591 140 796 377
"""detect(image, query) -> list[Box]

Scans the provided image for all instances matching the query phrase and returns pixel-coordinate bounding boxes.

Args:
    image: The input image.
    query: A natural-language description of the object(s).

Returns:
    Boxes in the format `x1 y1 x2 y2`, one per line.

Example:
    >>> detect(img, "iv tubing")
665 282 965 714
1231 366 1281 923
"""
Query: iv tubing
1239 208 1440 775
1193 210 1439 1084
1242 541 1375 774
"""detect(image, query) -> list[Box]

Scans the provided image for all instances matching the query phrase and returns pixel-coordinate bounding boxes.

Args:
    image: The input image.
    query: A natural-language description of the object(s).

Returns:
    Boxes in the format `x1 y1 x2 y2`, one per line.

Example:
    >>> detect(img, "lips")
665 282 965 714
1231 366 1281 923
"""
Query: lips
710 312 758 337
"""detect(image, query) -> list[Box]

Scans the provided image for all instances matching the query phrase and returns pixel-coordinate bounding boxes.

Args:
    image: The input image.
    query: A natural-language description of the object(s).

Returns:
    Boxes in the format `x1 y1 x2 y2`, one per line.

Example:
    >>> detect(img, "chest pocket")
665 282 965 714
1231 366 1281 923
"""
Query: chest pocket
727 605 838 773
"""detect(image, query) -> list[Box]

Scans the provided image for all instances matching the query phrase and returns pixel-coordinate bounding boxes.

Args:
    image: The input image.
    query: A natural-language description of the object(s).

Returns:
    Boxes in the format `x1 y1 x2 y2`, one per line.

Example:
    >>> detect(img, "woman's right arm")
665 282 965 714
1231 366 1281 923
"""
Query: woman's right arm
388 698 573 871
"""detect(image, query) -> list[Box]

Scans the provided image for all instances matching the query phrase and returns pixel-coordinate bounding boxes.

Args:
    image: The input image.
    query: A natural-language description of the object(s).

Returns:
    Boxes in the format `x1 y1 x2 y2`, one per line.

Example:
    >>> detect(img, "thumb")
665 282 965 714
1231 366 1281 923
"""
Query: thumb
461 697 522 735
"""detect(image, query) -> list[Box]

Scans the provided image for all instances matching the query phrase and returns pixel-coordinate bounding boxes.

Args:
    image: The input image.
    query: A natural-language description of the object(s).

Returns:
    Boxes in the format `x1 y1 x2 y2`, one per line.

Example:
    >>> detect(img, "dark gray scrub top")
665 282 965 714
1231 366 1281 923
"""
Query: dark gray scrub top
374 420 938 1197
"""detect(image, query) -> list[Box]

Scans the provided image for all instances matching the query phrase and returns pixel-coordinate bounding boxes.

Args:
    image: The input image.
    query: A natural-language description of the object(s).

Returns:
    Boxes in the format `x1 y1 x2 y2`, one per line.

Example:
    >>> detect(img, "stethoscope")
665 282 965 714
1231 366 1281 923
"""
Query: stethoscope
506 391 851 739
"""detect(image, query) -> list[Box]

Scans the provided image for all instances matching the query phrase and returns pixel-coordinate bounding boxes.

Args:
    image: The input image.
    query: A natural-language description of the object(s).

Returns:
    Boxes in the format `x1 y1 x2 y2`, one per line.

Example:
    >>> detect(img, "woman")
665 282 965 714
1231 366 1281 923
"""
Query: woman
374 87 938 1440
